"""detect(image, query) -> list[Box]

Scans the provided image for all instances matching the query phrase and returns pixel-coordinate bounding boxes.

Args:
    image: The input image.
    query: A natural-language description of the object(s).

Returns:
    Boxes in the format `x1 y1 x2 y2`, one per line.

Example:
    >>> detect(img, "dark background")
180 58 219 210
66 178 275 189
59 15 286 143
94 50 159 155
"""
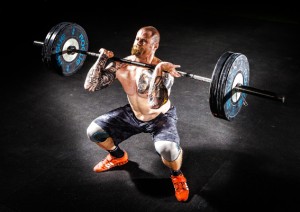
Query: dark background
1 1 299 212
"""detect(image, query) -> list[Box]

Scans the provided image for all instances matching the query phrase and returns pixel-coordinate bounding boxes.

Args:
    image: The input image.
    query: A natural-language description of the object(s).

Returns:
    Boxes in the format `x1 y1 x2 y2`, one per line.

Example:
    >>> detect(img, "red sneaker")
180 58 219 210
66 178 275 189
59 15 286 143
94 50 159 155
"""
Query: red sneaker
93 151 128 172
171 174 189 202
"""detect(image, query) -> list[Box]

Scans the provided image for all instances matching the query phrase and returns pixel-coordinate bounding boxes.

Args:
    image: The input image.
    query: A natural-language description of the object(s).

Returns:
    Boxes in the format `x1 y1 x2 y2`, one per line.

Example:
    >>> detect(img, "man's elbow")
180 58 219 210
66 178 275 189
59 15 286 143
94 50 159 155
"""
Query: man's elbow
84 83 89 90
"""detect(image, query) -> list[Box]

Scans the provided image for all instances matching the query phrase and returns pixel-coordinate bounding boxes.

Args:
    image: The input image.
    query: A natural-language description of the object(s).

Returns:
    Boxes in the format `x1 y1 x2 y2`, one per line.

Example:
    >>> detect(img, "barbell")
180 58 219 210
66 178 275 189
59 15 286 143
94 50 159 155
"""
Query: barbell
33 22 285 121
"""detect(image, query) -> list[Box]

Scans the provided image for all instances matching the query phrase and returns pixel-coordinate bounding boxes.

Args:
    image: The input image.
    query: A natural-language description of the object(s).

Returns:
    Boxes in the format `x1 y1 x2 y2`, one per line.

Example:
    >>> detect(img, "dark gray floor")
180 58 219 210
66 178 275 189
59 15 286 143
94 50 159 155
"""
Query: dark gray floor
1 2 300 212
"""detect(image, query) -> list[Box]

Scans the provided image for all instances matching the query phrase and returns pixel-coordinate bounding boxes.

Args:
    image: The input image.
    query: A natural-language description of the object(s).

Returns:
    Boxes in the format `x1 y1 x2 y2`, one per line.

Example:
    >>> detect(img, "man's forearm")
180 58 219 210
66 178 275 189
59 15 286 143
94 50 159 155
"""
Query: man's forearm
84 54 111 91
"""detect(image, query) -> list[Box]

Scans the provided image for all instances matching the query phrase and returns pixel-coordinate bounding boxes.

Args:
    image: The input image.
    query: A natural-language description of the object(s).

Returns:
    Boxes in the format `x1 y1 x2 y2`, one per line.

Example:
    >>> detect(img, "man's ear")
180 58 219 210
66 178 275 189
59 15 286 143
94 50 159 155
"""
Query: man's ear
153 42 159 50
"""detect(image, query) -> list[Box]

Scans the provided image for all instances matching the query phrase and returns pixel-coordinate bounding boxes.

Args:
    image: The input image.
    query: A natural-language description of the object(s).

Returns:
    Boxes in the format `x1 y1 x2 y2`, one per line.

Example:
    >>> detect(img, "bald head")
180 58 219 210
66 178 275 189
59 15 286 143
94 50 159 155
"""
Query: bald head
138 26 160 45
131 26 161 58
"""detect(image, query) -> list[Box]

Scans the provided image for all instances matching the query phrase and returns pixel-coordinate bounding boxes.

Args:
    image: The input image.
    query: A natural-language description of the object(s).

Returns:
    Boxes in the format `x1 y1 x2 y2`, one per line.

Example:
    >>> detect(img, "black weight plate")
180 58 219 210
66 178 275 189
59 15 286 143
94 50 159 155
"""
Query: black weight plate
216 53 241 120
209 51 233 119
42 22 67 63
50 23 89 76
222 53 249 121
44 22 72 64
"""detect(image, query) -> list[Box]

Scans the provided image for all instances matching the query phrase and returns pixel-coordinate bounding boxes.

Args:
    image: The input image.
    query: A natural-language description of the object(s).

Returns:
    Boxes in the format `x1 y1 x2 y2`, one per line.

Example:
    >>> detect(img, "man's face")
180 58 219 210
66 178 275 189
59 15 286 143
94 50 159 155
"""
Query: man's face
131 29 157 57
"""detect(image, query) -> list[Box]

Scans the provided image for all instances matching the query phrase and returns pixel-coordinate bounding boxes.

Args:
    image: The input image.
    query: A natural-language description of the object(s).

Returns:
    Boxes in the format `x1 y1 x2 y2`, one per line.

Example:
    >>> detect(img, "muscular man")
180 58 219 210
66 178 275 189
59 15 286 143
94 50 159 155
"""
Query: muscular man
84 26 189 202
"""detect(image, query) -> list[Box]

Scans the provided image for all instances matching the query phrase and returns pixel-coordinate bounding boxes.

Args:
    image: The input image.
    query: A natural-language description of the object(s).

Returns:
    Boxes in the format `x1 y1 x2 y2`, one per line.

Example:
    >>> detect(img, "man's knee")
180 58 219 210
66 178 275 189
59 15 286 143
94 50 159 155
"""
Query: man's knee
154 140 181 162
86 122 110 142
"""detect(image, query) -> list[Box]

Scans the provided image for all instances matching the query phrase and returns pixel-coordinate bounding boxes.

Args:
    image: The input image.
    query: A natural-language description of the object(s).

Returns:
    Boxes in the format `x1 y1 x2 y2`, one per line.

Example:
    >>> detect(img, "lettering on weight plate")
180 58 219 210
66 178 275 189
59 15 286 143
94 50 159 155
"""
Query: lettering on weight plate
79 34 86 50
76 34 87 66
55 34 66 66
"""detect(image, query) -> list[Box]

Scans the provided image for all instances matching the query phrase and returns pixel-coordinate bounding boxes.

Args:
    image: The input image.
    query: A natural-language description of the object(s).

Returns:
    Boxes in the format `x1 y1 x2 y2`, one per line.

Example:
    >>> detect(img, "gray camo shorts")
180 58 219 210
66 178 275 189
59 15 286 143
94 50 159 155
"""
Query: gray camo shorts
93 104 180 145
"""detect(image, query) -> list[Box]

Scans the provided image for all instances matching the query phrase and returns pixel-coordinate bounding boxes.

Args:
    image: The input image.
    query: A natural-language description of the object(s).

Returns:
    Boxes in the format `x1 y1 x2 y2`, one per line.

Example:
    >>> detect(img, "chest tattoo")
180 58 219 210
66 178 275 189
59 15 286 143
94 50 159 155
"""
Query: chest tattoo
137 69 152 94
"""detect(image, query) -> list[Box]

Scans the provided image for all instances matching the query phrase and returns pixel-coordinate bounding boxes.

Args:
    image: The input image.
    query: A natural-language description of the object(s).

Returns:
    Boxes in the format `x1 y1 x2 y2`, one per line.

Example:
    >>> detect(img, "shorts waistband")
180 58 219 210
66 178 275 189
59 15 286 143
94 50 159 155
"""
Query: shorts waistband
123 104 175 123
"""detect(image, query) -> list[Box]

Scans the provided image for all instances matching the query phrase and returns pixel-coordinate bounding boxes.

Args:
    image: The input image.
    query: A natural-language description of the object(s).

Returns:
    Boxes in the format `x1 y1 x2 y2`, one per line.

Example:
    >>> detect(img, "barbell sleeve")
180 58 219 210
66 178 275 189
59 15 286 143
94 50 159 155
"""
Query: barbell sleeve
33 41 44 46
234 84 285 103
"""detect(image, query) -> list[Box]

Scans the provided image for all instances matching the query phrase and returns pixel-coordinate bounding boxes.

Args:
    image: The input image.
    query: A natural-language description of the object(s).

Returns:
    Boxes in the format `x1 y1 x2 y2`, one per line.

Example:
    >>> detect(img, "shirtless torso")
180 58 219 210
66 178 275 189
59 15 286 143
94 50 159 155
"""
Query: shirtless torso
116 55 171 121
84 26 180 121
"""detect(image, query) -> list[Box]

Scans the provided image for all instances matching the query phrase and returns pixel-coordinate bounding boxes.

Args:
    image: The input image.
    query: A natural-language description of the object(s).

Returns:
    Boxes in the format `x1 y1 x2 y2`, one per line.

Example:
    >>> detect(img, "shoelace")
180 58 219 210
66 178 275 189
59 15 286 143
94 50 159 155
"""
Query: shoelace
100 155 114 164
174 182 188 191
172 176 189 191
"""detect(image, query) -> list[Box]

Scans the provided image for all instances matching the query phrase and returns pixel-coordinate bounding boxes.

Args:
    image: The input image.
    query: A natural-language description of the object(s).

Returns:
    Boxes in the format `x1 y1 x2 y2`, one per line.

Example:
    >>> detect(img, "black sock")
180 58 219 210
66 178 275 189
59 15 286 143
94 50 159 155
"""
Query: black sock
170 169 182 176
108 146 124 158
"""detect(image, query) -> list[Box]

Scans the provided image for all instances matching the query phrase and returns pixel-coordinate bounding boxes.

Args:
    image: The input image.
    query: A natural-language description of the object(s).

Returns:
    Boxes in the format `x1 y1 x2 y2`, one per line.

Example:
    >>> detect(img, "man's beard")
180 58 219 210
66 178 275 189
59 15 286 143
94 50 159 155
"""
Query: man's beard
131 45 145 56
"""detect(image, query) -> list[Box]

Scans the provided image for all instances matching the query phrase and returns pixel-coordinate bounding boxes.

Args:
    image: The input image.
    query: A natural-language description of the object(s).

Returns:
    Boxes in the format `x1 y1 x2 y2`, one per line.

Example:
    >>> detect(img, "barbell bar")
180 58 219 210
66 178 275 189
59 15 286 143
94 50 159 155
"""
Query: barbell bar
33 41 284 102
33 22 285 121
33 40 213 83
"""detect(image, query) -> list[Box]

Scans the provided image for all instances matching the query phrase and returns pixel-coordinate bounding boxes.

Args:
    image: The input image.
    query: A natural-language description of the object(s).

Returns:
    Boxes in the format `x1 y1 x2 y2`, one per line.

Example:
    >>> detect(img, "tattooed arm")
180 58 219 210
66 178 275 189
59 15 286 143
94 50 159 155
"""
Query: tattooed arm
84 48 118 92
148 61 181 109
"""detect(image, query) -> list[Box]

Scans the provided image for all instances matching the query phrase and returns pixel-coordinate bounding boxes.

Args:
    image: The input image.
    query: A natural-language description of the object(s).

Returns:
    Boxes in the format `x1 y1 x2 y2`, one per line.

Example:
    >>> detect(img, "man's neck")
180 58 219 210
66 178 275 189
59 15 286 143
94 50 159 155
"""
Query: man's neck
134 54 155 64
